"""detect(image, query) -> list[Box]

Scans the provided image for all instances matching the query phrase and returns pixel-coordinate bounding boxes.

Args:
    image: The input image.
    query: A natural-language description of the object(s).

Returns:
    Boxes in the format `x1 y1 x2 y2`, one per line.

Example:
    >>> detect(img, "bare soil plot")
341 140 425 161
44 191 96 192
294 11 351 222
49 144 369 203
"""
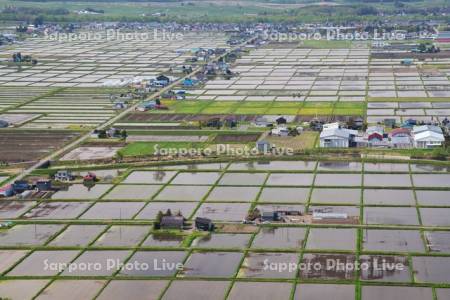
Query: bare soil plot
127 135 209 142
267 132 318 150
60 147 121 161
0 130 79 163
213 133 260 143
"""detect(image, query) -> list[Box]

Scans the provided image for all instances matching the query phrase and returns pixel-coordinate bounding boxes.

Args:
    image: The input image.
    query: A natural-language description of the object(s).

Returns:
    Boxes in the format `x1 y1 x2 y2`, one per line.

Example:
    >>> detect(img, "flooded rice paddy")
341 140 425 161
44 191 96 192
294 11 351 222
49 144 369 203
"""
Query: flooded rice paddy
2 159 450 297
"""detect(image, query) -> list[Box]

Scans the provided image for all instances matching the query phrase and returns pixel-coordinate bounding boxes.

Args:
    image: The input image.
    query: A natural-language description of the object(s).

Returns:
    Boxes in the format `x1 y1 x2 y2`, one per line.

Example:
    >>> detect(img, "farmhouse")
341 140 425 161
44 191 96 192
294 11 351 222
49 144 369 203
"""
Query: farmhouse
320 127 357 148
54 170 74 182
389 128 413 149
160 216 184 230
413 125 445 148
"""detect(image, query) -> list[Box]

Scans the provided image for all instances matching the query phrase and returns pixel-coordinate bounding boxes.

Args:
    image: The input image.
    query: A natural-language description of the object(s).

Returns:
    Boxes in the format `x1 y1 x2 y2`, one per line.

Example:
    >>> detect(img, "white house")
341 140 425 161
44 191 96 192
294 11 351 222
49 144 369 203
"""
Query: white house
414 131 445 148
320 128 357 148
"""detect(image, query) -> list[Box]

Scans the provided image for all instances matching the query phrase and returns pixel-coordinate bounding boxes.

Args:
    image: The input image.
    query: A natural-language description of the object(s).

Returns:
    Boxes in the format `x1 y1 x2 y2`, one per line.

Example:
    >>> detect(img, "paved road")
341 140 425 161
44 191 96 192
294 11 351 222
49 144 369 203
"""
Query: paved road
7 36 255 184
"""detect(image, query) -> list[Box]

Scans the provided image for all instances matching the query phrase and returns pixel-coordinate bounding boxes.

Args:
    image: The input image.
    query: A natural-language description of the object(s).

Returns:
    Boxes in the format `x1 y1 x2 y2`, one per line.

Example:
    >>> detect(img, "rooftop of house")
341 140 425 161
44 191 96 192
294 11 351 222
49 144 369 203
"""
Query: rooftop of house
414 130 445 141
320 128 358 139
413 125 443 135
160 216 184 227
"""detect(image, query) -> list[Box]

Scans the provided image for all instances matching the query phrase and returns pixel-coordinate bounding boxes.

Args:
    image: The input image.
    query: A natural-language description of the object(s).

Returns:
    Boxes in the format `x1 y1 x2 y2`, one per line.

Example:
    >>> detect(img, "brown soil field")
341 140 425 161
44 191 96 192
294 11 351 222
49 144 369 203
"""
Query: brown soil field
213 133 261 143
0 130 79 164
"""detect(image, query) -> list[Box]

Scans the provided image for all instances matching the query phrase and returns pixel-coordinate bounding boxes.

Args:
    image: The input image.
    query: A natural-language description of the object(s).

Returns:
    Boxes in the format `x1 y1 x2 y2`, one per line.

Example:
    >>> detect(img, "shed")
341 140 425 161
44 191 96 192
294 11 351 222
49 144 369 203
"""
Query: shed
160 216 184 230
261 211 279 222
12 180 30 193
35 180 52 191
276 117 287 125
256 140 271 153
195 217 214 231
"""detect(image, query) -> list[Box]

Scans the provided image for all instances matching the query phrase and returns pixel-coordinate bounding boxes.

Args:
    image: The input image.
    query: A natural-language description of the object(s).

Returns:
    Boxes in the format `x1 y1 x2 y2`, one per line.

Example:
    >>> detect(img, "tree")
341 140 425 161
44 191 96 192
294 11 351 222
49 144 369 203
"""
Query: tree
33 15 44 27
120 129 128 140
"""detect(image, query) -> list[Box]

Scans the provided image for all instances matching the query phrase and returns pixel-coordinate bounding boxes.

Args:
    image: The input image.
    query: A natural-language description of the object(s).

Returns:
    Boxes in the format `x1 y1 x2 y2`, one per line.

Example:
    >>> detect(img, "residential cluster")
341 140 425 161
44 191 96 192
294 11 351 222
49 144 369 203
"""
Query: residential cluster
320 121 447 149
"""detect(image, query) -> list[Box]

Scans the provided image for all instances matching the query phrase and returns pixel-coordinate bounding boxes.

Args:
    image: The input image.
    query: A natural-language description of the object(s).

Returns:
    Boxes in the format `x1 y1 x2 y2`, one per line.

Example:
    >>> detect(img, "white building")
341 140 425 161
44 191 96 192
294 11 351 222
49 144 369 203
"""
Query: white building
320 127 357 148
413 125 445 148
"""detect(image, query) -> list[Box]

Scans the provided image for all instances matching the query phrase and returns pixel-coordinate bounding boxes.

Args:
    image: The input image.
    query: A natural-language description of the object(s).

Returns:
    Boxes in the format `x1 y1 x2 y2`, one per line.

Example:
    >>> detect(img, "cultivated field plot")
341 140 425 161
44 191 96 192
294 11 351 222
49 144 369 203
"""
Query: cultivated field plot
146 47 369 118
0 86 51 113
186 48 369 101
367 65 450 99
1 159 450 299
0 130 79 163
8 88 119 129
0 32 229 88
367 101 450 124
